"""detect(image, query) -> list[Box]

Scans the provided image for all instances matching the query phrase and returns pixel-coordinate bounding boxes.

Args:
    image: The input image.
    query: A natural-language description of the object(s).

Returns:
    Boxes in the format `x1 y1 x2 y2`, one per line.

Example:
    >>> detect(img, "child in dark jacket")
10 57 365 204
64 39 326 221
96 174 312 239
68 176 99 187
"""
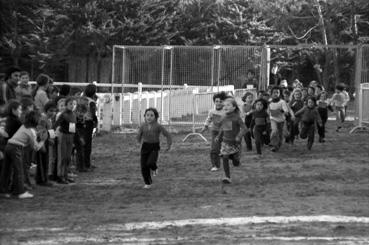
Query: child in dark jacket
250 99 270 155
55 97 77 184
317 91 332 142
242 92 254 151
295 97 322 150
74 103 88 172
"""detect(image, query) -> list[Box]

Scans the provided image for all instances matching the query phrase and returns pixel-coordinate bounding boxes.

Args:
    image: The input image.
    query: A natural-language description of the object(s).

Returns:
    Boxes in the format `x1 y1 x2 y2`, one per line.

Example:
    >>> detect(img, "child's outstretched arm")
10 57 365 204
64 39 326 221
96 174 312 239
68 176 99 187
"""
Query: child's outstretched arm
294 106 306 117
201 110 213 132
137 125 143 143
160 125 172 151
236 116 247 142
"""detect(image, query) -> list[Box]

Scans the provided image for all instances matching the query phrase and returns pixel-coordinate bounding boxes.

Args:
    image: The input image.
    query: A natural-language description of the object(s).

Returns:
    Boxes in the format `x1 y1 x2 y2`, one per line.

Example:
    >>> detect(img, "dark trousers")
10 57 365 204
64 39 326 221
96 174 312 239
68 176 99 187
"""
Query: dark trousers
35 146 49 184
140 142 160 185
0 144 25 195
84 121 94 169
289 118 300 144
57 133 74 180
23 146 33 186
74 134 85 171
210 130 221 168
244 131 252 151
253 125 267 154
317 108 328 139
222 153 240 179
300 122 315 150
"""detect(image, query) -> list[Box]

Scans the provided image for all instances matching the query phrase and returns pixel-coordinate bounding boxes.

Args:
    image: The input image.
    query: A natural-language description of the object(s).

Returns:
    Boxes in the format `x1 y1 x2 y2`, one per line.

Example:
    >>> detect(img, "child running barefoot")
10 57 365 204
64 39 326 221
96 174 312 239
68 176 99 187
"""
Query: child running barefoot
295 97 322 150
216 97 247 184
201 92 227 172
137 108 172 189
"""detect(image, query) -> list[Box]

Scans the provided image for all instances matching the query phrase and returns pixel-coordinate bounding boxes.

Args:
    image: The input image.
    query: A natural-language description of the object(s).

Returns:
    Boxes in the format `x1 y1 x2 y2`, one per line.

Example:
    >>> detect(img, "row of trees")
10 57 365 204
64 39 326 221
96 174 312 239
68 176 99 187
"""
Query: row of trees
0 0 368 85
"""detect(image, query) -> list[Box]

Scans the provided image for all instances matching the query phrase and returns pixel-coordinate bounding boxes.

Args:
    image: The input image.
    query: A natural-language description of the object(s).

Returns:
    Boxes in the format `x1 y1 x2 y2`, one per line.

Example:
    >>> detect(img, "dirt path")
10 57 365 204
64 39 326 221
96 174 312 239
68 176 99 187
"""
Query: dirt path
1 120 369 244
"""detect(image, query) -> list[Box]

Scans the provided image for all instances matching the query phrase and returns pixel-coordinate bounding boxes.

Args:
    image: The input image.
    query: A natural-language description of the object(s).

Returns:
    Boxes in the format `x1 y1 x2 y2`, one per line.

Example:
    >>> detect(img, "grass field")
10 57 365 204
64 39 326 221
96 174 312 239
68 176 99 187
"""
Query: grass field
1 119 369 244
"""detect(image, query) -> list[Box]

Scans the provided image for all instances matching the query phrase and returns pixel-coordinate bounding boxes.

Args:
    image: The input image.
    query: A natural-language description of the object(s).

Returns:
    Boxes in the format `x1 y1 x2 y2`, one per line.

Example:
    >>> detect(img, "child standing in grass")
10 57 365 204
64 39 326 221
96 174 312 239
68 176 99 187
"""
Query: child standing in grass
201 92 227 172
216 97 247 184
317 91 331 143
137 108 172 189
55 97 77 184
295 97 322 150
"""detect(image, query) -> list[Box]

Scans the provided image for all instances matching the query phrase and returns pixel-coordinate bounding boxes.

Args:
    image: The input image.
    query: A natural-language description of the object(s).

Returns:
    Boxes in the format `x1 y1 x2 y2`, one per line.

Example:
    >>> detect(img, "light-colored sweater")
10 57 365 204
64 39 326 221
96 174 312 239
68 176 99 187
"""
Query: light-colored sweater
8 125 44 151
269 99 289 123
204 108 225 131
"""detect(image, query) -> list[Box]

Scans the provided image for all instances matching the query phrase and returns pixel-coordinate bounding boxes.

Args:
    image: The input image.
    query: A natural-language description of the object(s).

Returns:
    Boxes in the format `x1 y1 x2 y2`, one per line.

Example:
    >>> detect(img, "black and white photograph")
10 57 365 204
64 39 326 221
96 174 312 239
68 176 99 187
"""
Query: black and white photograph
1 0 369 244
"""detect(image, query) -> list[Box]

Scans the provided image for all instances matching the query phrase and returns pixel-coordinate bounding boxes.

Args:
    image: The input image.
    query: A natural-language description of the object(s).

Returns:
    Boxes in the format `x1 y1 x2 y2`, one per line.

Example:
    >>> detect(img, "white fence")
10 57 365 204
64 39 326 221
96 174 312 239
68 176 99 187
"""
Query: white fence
350 83 369 133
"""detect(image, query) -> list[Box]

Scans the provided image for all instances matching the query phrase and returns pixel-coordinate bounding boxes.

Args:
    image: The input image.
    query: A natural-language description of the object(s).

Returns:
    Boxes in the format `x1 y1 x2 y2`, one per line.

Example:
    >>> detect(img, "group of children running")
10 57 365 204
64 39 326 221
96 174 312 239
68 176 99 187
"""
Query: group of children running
136 79 350 187
0 67 98 199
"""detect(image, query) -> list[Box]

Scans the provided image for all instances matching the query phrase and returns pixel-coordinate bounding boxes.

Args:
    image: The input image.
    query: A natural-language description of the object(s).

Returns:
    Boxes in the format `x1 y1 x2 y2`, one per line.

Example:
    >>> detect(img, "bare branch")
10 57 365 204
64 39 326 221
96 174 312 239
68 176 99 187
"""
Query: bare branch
288 24 319 40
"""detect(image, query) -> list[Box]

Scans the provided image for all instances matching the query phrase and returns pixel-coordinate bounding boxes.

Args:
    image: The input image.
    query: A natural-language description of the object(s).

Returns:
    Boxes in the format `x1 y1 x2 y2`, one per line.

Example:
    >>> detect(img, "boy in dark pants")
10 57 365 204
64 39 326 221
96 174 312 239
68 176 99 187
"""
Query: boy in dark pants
137 108 171 189
317 91 332 142
201 92 227 171
75 103 88 172
295 97 322 150
250 99 270 155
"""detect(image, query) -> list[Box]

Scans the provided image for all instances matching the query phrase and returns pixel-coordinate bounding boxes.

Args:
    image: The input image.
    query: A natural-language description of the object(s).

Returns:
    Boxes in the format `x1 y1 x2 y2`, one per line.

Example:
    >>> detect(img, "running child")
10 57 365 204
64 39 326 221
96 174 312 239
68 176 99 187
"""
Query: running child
216 97 247 184
295 97 322 150
201 91 227 171
317 91 332 143
137 108 172 189
241 92 254 151
250 99 270 155
330 84 346 132
268 86 292 152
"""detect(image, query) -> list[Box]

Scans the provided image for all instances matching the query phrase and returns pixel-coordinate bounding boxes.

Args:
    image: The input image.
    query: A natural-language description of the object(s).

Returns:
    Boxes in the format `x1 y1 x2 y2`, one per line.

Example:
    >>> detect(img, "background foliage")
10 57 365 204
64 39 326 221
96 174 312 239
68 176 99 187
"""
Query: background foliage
0 0 368 87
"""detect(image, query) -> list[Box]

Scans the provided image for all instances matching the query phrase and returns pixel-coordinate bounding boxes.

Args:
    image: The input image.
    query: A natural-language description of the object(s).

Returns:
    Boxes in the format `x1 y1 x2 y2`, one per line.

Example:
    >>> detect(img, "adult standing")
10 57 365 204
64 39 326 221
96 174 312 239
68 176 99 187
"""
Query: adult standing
33 74 50 113
0 67 21 113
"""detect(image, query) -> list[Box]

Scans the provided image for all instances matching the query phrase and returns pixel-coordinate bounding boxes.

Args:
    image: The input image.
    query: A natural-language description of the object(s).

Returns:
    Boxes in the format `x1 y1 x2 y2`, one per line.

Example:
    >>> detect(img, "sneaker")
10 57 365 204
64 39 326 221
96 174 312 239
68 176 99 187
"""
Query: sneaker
210 167 219 172
222 177 232 184
18 191 34 199
68 173 78 178
144 184 151 189
271 147 277 152
66 178 75 183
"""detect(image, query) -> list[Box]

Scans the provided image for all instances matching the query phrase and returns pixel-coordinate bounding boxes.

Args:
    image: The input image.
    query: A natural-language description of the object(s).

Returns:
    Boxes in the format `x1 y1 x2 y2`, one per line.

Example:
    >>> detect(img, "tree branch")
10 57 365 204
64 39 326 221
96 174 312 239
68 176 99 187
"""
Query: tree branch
288 24 318 40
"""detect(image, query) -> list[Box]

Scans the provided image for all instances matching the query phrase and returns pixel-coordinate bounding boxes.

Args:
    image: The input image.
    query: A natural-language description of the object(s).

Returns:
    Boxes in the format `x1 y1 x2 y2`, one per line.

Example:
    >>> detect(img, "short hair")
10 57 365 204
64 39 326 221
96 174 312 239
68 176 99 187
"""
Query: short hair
283 90 291 96
5 67 21 80
24 111 40 128
20 97 35 111
336 83 345 91
307 96 317 105
36 73 50 86
65 96 76 106
20 71 29 77
254 98 268 110
144 107 159 119
241 92 254 102
212 91 227 102
6 99 21 116
57 98 66 107
60 84 71 96
44 101 57 113
316 85 323 90
271 86 281 94
85 84 97 98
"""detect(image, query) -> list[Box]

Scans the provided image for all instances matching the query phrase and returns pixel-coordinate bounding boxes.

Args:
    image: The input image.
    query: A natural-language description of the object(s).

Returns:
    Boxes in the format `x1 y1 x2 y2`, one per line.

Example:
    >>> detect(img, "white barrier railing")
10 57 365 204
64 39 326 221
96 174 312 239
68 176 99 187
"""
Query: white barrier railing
350 83 369 133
